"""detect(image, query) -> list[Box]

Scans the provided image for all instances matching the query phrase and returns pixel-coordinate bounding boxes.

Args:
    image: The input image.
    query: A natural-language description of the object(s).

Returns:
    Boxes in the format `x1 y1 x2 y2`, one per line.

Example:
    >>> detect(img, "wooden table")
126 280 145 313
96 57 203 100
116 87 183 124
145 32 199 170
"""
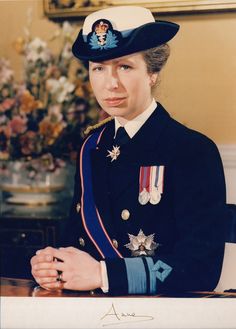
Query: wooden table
0 277 106 297
1 277 236 298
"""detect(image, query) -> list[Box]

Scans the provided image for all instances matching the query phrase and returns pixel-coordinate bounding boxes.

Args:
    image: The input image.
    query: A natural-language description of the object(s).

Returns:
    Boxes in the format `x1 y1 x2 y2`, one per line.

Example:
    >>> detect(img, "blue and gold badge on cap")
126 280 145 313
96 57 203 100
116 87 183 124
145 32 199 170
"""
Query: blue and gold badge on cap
88 19 121 50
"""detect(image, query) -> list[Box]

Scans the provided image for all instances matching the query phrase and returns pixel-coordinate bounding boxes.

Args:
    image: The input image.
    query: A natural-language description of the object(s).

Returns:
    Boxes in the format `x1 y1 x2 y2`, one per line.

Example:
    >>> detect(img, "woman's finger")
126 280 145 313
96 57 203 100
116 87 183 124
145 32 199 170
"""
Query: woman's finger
36 246 57 255
43 248 68 262
36 276 58 285
59 246 78 253
32 261 65 275
31 254 53 266
40 281 64 290
32 268 58 278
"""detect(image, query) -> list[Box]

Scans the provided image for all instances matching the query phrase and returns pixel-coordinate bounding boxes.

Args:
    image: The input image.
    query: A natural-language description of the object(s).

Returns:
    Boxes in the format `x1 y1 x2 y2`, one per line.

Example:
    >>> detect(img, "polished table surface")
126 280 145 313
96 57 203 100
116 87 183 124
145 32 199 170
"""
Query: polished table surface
0 277 104 297
1 277 236 298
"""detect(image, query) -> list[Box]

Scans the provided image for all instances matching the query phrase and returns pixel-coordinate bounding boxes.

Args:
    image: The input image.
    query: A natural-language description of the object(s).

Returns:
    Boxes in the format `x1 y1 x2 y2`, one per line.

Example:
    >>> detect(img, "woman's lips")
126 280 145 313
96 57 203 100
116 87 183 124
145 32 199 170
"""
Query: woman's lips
104 97 126 106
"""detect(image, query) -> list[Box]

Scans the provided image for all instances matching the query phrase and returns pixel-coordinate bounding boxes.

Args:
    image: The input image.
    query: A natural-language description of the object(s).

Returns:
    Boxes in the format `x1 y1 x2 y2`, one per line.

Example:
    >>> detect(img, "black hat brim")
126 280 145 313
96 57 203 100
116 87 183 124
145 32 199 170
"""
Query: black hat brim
72 21 179 62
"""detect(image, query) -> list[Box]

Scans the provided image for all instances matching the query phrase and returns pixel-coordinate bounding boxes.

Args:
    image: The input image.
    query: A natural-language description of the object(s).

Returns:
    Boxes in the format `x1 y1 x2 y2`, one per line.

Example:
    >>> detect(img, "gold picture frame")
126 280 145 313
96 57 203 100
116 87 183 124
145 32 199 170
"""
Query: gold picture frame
43 0 236 19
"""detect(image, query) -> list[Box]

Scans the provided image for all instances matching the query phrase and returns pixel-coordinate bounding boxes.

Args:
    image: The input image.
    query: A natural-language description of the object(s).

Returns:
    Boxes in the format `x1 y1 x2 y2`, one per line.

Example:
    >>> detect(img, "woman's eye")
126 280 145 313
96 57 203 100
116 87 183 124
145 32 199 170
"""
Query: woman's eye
92 66 103 72
120 65 131 71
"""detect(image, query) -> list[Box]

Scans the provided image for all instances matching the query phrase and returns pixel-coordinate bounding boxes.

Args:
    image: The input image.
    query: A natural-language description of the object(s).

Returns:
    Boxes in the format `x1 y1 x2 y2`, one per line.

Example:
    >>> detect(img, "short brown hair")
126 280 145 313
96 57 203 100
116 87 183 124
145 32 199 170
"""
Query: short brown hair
142 44 170 74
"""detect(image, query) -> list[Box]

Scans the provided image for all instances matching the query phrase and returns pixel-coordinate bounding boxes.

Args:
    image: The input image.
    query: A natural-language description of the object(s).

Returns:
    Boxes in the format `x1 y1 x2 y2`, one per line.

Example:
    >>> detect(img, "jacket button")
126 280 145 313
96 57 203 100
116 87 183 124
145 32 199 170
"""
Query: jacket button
121 209 130 221
76 203 81 213
112 239 118 249
79 237 85 247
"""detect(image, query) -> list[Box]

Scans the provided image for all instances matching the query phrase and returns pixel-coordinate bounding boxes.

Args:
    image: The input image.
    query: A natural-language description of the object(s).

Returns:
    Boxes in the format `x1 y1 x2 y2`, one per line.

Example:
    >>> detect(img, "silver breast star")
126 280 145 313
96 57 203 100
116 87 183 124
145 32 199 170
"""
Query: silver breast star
125 229 159 256
107 145 120 162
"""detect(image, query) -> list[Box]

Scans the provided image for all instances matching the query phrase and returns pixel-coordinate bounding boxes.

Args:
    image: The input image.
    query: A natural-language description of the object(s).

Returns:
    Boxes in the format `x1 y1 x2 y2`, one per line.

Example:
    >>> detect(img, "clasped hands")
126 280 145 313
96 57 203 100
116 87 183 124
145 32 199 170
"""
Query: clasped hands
31 246 102 291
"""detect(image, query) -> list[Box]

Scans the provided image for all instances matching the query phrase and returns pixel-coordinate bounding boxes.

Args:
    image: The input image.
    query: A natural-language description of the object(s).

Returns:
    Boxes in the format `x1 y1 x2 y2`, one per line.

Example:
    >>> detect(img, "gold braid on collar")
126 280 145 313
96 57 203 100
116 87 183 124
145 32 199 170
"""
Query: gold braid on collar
84 116 114 135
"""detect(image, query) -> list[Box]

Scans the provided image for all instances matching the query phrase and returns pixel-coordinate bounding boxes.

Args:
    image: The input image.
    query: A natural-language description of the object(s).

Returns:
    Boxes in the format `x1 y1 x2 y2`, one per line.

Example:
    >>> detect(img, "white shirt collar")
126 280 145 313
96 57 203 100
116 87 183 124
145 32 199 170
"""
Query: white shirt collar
114 98 157 138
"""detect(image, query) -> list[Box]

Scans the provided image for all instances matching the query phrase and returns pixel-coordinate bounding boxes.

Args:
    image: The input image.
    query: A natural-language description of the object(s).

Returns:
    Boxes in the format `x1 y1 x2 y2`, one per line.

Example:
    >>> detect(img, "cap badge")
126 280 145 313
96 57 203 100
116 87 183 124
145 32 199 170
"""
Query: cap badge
125 229 159 257
88 19 120 50
107 145 120 162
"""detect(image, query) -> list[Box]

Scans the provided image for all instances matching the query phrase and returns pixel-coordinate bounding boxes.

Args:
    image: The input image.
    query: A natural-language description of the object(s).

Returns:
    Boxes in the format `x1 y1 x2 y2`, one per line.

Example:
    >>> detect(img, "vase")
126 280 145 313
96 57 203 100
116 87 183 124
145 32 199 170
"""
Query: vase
0 159 75 205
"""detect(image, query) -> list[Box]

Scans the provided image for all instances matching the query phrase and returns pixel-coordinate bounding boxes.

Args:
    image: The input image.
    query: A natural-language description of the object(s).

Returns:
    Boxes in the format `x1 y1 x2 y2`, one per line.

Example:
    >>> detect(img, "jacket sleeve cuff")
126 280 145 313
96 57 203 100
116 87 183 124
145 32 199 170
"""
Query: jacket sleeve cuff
100 261 109 293
105 257 148 294
105 257 173 295
124 258 147 294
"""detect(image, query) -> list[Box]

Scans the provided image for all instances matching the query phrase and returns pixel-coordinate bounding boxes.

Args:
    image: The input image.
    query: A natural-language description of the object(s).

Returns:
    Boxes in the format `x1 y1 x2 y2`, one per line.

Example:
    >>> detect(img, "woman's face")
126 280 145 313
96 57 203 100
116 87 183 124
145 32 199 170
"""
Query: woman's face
89 52 157 122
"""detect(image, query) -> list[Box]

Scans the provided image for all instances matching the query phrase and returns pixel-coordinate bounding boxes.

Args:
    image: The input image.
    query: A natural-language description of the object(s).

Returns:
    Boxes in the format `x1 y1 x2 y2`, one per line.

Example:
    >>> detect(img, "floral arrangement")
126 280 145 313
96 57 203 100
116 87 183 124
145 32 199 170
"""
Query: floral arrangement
0 15 99 176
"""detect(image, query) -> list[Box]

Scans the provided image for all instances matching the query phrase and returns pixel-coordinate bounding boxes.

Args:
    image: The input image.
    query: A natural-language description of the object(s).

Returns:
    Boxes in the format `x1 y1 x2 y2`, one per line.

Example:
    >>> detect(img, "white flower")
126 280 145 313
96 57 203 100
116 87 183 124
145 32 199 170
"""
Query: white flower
61 42 73 60
26 37 51 63
0 58 14 85
48 104 63 122
47 76 75 103
46 78 60 94
62 21 74 39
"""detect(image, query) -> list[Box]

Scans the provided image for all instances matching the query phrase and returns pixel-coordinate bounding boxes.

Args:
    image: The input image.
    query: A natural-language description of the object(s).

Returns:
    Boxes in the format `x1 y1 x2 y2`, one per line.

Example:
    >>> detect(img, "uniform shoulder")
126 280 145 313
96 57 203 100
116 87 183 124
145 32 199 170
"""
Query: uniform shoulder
84 116 114 135
168 117 216 148
163 115 221 162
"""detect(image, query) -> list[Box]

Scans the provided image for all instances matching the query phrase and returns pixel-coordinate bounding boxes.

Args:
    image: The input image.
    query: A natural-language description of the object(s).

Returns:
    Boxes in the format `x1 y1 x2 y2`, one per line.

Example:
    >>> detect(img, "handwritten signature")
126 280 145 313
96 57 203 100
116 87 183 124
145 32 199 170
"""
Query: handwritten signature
100 303 154 327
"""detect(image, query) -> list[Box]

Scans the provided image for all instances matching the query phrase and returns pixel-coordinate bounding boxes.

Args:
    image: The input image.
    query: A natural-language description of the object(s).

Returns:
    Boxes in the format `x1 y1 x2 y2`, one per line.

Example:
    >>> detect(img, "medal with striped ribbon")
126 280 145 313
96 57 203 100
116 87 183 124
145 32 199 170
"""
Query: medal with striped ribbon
138 166 164 205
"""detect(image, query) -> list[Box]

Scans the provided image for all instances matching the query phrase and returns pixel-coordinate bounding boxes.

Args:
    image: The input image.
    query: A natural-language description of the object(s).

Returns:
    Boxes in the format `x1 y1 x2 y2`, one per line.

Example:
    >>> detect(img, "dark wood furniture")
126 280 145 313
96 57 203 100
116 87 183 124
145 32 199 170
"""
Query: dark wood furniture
0 197 71 279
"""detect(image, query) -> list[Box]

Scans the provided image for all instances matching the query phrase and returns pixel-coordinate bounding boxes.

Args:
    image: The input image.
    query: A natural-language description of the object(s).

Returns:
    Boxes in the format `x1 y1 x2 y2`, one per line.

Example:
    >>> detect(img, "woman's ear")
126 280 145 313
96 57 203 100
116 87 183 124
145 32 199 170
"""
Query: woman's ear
149 73 158 86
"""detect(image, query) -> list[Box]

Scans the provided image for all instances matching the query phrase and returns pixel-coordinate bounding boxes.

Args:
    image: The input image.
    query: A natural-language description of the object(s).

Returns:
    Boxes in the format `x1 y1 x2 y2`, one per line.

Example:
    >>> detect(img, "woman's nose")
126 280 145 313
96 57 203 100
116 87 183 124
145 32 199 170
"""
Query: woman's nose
105 71 119 90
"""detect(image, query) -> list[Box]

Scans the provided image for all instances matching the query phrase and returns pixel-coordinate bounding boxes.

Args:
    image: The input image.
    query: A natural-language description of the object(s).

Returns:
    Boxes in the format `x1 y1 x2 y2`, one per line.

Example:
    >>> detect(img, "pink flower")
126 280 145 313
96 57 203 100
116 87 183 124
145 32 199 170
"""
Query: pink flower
19 131 41 155
0 98 15 112
8 116 27 136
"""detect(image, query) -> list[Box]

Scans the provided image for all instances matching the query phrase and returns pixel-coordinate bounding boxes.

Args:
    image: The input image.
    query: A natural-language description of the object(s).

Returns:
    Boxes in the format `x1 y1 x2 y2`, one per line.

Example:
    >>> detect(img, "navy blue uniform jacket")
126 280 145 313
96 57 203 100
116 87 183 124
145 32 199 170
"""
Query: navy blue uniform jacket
61 103 227 295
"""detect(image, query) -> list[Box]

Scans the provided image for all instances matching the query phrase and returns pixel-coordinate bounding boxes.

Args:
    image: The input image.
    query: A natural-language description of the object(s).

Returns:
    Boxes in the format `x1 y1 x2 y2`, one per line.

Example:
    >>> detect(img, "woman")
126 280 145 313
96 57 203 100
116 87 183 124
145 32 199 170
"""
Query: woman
31 6 227 295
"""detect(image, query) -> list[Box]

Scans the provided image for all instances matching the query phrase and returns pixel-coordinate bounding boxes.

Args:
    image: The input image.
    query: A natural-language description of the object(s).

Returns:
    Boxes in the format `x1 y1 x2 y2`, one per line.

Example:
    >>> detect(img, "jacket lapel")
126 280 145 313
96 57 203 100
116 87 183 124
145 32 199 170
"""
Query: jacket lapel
107 104 171 199
124 103 170 163
90 103 171 215
90 122 115 235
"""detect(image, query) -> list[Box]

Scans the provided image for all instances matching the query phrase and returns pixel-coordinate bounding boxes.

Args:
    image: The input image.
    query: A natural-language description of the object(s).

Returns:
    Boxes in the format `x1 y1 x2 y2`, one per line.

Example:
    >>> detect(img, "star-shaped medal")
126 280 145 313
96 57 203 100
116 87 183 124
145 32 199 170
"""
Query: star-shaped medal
107 145 120 162
125 229 159 256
